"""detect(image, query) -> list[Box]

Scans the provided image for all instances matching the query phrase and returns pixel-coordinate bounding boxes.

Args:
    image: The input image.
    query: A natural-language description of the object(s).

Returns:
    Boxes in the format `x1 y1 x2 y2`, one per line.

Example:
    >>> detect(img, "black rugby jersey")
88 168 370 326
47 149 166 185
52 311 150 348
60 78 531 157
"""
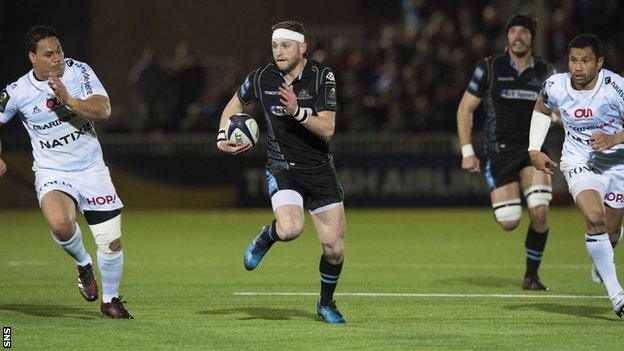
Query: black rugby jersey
467 50 555 152
237 59 337 169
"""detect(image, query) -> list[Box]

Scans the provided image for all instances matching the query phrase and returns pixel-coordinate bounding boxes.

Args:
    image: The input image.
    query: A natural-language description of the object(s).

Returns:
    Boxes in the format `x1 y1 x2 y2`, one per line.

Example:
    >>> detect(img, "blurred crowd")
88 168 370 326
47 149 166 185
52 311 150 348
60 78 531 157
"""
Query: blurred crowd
115 0 624 134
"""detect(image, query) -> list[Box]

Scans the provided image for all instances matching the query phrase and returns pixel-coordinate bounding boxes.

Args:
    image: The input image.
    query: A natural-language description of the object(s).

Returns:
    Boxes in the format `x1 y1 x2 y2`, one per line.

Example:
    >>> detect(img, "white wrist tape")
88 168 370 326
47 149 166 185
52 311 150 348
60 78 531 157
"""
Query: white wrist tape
461 144 475 158
528 110 551 151
272 28 305 43
217 129 226 142
293 106 309 123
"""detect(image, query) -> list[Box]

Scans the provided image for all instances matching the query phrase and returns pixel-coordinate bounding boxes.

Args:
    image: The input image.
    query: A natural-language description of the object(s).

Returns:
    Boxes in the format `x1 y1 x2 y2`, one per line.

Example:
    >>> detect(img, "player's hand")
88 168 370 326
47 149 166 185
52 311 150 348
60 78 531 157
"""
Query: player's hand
529 150 557 175
278 83 298 115
590 132 620 152
48 76 71 105
217 140 252 155
0 158 7 177
461 155 481 173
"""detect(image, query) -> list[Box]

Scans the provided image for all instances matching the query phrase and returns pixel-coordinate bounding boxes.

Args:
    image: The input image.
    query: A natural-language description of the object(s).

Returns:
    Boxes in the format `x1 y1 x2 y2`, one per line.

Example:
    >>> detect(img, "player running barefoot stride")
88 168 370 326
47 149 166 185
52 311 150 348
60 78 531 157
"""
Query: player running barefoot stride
529 34 624 317
217 21 347 323
0 25 132 318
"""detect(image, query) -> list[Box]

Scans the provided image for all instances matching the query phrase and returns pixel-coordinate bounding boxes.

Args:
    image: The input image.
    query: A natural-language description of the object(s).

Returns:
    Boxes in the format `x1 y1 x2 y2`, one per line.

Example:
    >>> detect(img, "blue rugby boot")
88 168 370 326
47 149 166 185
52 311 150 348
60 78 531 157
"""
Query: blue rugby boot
317 299 346 324
243 225 274 271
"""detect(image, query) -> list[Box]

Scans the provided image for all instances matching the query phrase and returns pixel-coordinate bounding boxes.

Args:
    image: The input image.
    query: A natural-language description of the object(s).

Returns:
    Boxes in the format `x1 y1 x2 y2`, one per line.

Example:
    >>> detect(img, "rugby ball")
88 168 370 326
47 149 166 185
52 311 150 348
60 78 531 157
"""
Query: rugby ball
226 113 259 147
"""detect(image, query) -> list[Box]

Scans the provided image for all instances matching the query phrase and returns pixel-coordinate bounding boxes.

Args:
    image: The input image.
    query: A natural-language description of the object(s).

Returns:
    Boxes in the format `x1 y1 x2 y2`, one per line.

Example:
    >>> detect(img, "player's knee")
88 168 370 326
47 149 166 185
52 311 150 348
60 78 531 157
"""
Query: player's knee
276 219 304 241
89 214 122 255
493 199 521 230
498 220 520 231
48 214 76 237
585 212 606 231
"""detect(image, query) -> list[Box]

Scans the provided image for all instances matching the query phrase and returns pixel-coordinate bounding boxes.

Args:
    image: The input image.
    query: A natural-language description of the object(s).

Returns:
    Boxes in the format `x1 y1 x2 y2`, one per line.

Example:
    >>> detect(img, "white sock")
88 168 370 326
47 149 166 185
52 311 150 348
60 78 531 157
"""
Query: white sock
52 224 92 266
97 250 124 303
586 233 623 299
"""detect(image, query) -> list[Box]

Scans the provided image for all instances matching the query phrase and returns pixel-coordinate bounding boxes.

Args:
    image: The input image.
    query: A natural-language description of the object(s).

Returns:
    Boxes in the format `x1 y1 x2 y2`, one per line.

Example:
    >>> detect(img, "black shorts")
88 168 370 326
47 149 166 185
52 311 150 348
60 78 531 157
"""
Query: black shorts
266 162 345 211
484 147 532 190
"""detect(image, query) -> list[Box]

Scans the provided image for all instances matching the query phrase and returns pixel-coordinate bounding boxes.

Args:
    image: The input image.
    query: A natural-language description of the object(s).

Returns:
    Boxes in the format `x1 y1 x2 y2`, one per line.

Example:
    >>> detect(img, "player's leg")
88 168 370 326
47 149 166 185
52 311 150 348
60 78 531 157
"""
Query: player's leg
490 183 522 231
575 190 624 316
593 206 624 284
484 153 522 231
311 203 346 324
519 166 552 290
37 174 98 302
78 165 131 318
243 186 305 271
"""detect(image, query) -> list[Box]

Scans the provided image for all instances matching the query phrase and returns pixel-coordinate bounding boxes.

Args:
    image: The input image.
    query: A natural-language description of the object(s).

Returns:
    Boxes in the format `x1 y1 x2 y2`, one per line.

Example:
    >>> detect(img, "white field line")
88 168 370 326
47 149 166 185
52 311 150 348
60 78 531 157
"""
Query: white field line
234 292 607 299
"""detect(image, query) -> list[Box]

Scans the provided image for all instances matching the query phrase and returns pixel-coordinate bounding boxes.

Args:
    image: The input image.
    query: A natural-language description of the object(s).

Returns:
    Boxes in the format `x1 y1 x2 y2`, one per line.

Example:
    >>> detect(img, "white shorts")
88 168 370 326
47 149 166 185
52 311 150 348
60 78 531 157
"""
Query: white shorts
561 161 624 209
34 163 123 212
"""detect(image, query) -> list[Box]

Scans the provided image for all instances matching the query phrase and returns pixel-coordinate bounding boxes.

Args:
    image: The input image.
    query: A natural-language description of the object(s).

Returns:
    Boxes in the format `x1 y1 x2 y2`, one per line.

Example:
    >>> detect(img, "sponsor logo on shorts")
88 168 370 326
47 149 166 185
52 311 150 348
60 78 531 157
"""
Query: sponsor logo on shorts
86 194 118 206
566 165 597 178
605 192 624 203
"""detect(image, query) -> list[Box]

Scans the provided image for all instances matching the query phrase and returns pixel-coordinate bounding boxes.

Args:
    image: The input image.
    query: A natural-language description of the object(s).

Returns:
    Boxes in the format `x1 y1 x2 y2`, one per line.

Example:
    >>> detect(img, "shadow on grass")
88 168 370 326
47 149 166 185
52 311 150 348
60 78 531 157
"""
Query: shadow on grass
0 304 98 320
199 307 318 321
436 276 519 288
505 303 616 321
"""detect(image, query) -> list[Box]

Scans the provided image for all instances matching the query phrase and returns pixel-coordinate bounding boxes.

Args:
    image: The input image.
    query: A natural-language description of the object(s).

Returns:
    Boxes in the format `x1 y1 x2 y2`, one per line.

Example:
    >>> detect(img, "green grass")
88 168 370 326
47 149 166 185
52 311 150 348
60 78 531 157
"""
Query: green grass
1 208 622 350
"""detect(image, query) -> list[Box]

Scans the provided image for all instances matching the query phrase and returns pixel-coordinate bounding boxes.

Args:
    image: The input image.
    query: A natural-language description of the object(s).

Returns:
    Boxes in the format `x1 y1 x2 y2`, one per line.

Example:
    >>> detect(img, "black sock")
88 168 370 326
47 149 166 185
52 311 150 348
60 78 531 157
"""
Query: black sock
319 255 343 305
260 219 281 244
525 227 548 278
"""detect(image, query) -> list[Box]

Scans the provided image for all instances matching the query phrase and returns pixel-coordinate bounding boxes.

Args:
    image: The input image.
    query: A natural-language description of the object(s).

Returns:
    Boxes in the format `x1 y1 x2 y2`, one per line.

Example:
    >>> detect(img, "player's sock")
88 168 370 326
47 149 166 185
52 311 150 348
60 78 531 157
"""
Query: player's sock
264 219 282 243
97 250 124 303
586 233 623 299
52 224 92 266
319 255 343 306
524 227 548 277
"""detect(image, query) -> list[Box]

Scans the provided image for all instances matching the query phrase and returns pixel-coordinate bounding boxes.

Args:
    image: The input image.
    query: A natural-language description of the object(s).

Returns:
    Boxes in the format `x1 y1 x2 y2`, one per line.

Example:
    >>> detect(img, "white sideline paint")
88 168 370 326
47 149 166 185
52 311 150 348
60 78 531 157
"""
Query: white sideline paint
234 292 606 299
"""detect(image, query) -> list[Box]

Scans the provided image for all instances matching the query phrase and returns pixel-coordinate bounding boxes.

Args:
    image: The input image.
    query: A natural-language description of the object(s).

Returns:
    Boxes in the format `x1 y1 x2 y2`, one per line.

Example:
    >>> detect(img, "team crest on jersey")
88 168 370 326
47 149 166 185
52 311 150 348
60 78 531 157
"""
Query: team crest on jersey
297 89 312 100
46 96 63 111
0 89 9 113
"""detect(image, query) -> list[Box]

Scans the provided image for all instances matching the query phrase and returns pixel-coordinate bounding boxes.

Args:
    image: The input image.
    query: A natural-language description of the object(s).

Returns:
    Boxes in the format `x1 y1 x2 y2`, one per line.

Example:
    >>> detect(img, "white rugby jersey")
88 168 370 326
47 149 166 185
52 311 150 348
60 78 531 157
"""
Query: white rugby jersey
542 69 624 166
0 58 108 172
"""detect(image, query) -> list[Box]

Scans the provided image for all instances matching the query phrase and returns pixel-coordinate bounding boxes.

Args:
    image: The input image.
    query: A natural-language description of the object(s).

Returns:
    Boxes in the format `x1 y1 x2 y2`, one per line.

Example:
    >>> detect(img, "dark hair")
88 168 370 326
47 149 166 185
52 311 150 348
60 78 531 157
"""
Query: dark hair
568 33 604 58
25 25 59 53
271 21 306 36
505 14 537 38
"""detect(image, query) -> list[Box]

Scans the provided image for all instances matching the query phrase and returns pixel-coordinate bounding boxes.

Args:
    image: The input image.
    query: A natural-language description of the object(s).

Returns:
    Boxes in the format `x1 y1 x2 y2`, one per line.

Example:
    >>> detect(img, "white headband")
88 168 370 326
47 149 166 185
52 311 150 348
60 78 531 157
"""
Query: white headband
272 28 305 43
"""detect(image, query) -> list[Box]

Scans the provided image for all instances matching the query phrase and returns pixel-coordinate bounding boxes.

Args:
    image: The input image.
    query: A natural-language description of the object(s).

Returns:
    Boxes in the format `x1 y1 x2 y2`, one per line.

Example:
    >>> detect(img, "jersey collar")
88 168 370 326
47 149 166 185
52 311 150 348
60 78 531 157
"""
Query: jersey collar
28 70 50 91
271 59 311 83
506 50 535 75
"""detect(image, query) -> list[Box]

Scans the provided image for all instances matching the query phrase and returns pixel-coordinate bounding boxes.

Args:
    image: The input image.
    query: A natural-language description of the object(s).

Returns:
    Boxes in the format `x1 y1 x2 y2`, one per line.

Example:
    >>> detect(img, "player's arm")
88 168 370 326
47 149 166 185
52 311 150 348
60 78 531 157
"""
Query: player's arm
48 76 111 120
528 96 557 174
456 91 482 172
216 93 252 154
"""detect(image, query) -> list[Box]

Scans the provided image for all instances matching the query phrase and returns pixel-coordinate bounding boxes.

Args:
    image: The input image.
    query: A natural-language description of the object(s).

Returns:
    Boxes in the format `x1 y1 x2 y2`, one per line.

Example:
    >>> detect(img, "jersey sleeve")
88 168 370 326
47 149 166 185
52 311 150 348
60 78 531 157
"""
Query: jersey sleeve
540 77 557 110
466 59 489 98
74 61 109 99
315 67 337 112
0 85 18 124
613 77 624 117
236 69 259 104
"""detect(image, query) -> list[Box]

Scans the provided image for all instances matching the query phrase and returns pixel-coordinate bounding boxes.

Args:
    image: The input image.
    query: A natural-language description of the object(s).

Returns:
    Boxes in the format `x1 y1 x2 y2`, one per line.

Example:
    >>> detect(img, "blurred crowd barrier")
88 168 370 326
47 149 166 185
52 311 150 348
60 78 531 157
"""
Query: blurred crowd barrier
1 131 571 208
